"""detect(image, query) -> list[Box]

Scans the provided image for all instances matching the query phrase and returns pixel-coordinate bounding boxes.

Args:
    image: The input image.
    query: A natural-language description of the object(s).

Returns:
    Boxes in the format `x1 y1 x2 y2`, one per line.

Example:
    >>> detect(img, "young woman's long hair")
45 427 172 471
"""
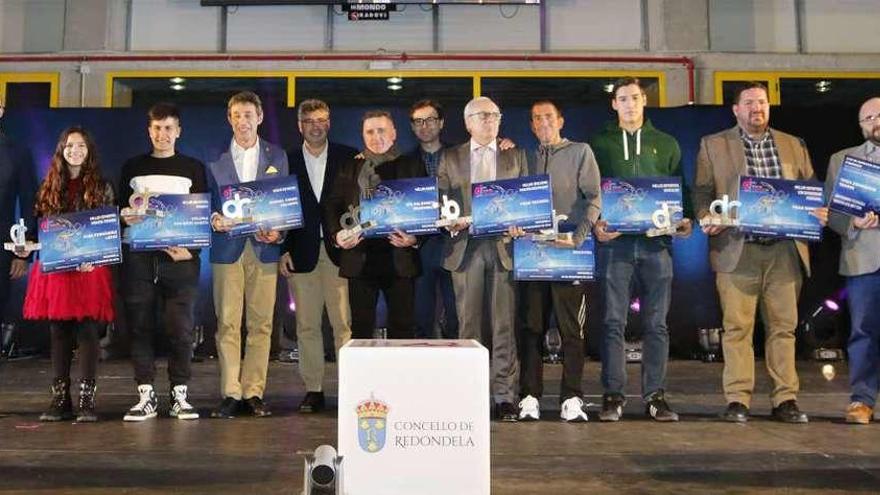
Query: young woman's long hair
34 127 106 216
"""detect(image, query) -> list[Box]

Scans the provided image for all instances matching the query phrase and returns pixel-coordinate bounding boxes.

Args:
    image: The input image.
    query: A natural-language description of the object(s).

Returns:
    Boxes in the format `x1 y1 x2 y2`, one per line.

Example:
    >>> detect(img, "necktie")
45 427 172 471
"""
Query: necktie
474 146 493 183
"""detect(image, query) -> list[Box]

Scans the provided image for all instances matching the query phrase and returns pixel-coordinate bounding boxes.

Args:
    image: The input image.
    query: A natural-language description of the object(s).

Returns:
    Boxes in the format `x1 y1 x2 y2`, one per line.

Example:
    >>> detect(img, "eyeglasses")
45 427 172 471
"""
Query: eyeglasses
300 118 329 126
467 111 502 122
859 113 880 125
411 116 440 127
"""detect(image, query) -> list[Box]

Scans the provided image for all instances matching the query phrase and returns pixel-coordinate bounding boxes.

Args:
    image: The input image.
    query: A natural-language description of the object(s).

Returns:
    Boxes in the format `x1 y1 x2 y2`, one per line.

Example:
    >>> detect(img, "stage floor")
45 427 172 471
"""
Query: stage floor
0 357 877 494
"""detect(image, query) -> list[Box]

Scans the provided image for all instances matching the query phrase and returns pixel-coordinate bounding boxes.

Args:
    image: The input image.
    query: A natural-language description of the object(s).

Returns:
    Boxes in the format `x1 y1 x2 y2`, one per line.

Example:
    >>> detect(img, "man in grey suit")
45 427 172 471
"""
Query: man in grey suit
825 96 880 424
694 81 827 424
437 96 527 422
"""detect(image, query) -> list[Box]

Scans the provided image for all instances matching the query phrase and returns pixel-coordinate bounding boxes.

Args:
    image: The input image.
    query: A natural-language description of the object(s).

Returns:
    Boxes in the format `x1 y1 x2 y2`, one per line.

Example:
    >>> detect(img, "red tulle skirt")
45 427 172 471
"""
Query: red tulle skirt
23 261 115 322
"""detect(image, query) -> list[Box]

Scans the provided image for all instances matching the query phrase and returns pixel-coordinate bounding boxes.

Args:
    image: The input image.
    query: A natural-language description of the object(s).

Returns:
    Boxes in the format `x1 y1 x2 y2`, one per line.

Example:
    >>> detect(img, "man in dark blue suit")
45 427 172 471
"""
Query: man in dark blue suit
0 96 37 311
207 92 289 419
279 99 356 413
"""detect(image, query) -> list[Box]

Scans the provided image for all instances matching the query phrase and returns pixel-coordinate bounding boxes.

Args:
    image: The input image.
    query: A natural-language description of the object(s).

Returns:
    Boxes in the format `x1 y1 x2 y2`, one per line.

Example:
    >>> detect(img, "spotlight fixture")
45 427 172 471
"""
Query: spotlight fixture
800 297 845 361
303 445 344 494
387 84 403 91
603 83 615 93
386 76 403 84
169 77 186 84
815 80 832 93
170 84 185 91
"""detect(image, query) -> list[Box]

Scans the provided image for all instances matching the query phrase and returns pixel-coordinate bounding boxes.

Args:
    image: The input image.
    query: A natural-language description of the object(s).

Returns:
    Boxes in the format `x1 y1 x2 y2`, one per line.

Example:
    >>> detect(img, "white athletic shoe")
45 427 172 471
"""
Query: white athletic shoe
169 385 199 420
560 396 589 422
123 384 158 422
518 395 540 421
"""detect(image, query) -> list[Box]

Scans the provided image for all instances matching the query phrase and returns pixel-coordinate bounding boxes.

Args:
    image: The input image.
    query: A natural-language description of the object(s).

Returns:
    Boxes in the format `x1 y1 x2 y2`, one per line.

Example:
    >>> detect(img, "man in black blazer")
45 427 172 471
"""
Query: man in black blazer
0 96 37 310
323 110 425 342
279 99 356 413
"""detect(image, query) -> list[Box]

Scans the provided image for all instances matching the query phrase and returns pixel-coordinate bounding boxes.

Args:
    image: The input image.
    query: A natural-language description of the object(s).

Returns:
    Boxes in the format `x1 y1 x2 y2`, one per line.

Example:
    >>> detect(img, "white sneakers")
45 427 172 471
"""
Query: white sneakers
560 396 589 422
169 385 199 420
123 384 158 422
518 395 540 421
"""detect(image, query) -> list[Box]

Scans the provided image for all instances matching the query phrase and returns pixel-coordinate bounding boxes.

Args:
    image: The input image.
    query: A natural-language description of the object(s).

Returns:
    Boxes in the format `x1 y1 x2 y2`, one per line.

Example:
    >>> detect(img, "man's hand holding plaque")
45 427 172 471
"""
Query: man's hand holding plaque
336 205 375 248
699 194 741 236
435 194 471 237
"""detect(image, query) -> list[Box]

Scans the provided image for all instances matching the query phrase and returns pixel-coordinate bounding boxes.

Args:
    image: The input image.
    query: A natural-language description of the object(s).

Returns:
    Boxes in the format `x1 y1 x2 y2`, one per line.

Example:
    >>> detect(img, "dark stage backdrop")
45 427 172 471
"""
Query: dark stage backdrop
2 103 862 357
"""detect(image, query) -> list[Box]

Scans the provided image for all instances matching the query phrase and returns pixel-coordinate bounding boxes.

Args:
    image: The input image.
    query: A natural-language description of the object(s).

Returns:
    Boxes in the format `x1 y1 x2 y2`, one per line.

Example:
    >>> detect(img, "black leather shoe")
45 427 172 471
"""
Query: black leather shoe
772 399 808 424
496 402 518 422
722 402 749 423
299 392 325 413
243 396 272 418
210 397 240 419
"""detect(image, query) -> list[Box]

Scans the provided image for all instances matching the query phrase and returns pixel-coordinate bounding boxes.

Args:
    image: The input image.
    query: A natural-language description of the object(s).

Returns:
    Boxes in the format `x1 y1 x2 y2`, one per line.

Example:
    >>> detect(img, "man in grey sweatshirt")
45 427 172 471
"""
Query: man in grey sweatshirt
516 100 602 422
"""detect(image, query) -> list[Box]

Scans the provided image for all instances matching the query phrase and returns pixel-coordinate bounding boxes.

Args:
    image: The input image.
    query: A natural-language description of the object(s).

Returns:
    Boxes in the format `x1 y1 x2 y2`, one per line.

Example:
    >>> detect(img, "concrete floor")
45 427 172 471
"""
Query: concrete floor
0 357 878 494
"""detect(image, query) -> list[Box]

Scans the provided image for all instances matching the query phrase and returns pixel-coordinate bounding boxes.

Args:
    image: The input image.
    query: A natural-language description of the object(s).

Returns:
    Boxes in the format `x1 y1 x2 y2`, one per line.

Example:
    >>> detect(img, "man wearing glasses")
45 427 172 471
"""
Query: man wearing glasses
279 99 357 413
438 96 527 422
407 99 458 340
824 97 880 424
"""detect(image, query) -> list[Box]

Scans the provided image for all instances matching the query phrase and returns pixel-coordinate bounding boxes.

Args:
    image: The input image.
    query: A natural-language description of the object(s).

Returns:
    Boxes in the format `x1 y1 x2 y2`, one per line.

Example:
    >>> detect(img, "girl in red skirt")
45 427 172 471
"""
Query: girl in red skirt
22 127 115 422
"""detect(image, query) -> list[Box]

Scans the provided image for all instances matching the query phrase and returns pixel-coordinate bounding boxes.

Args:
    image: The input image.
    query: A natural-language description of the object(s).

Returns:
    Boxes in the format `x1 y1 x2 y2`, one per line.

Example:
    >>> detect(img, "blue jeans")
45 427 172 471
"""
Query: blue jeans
414 235 459 339
847 268 880 407
597 236 673 399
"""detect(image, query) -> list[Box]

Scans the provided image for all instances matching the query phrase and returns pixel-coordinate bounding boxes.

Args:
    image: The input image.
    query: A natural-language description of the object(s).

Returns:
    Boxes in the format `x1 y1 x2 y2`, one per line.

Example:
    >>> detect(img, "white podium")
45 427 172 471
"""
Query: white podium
338 339 490 495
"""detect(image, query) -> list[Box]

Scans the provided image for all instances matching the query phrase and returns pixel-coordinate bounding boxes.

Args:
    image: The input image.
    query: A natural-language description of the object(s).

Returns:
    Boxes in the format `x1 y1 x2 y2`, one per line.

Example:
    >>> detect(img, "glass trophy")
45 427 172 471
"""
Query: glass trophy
3 219 40 255
218 192 255 228
338 205 376 242
121 189 164 218
434 194 471 237
646 201 685 237
531 210 573 243
699 194 741 227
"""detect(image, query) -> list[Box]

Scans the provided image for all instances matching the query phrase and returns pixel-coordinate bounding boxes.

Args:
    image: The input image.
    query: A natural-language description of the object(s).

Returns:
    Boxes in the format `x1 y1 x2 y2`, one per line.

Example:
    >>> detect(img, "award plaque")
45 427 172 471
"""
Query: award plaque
531 211 574 243
221 175 304 237
470 174 554 237
38 206 122 273
646 201 685 237
338 204 377 242
737 176 824 241
121 189 164 218
513 234 595 282
359 177 440 238
601 177 683 234
127 193 212 250
3 218 40 255
828 155 880 218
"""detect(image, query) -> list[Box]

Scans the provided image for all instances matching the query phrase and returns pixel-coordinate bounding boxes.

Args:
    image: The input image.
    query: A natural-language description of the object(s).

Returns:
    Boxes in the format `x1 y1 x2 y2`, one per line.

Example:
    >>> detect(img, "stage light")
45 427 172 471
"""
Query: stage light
603 83 614 93
387 84 403 91
697 327 723 362
303 444 344 494
289 299 296 312
170 84 185 91
386 76 403 84
815 80 832 93
801 297 845 362
169 77 186 84
824 299 840 312
629 298 640 313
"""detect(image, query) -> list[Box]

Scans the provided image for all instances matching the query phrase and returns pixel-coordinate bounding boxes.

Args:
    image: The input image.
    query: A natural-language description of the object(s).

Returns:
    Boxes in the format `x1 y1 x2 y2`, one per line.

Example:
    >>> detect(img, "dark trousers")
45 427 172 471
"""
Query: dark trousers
517 281 587 401
414 235 458 339
123 251 199 386
597 236 673 399
349 275 415 340
847 268 880 407
50 320 101 380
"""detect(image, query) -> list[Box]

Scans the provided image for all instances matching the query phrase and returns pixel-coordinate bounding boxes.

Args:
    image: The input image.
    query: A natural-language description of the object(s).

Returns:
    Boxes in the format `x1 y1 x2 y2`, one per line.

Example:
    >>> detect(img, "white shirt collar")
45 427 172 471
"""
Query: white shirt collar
470 139 497 153
231 137 260 156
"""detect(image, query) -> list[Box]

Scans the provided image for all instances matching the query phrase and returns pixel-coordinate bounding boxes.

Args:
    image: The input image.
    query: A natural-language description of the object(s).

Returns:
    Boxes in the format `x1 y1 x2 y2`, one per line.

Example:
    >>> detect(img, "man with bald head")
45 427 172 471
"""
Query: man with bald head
825 96 880 424
437 96 528 422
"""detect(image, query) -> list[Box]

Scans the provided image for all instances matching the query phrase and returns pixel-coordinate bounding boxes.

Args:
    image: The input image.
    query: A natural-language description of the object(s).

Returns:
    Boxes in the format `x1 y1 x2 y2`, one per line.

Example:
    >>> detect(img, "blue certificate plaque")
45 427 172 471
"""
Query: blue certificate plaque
601 177 683 233
127 193 212 250
359 177 440 238
738 176 824 241
38 206 122 273
222 174 304 237
829 155 880 217
513 235 595 282
470 175 554 237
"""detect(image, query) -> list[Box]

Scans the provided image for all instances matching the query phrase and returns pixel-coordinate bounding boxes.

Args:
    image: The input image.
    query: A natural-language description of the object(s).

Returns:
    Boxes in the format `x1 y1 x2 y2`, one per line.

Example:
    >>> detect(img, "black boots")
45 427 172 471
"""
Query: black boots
39 377 98 422
77 379 98 423
39 377 73 422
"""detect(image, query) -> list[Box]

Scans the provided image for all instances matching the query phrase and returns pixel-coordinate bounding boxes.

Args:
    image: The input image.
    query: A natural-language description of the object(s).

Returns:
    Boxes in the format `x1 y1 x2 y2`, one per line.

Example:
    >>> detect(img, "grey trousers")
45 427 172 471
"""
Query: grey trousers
451 239 519 403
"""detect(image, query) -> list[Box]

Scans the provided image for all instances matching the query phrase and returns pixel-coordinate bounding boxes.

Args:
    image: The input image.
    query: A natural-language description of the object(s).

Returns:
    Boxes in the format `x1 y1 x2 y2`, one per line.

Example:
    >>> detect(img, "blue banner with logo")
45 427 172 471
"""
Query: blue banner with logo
470 174 553 237
513 235 595 281
359 177 439 238
601 176 683 233
127 193 212 250
38 206 122 273
222 174 304 237
829 155 880 217
738 176 824 241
